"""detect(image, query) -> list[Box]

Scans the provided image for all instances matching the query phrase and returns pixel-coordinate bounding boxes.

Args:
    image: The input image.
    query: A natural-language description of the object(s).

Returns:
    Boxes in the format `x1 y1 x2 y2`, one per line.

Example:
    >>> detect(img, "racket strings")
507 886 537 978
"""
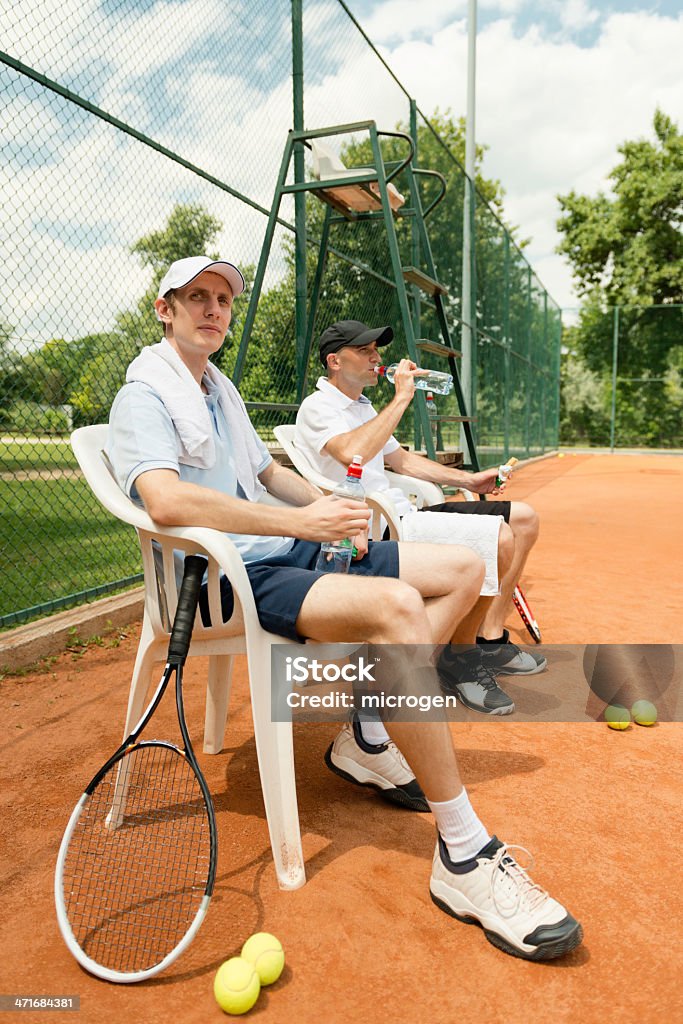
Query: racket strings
61 743 212 974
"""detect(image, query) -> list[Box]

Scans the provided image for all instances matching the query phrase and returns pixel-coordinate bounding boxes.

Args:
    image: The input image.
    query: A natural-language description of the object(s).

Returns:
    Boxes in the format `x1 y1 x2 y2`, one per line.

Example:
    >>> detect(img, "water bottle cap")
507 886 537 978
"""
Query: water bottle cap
426 392 434 400
347 463 363 479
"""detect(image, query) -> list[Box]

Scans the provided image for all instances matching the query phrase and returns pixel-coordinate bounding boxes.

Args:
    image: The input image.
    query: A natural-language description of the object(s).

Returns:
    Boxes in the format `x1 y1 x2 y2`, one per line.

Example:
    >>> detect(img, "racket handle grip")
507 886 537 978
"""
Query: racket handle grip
169 555 207 663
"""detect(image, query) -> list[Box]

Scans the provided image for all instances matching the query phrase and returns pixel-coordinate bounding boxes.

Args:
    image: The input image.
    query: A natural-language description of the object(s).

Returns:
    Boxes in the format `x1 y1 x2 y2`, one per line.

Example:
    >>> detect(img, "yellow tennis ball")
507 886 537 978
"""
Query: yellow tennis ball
604 704 630 730
241 932 285 986
631 699 657 726
214 957 260 1015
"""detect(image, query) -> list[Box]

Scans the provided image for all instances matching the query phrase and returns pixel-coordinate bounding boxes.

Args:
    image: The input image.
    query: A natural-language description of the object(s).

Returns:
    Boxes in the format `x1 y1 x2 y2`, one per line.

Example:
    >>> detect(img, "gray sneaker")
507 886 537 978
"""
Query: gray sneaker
324 715 429 811
478 629 547 675
437 646 515 715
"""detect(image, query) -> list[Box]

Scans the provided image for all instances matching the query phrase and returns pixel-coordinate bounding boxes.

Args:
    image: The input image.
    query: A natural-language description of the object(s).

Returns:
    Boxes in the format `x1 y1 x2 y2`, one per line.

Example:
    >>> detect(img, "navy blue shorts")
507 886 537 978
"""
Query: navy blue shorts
200 539 400 643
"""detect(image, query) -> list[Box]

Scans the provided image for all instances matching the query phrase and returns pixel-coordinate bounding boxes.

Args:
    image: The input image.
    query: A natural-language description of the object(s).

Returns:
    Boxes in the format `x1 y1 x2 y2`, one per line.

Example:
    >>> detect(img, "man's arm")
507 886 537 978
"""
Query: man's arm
384 447 504 496
135 468 370 542
258 459 322 506
323 359 416 467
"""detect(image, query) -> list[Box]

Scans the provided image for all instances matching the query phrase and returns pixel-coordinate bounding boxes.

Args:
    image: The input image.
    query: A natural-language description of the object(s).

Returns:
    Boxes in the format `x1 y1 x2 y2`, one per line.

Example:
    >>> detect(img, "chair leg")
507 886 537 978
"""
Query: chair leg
106 615 158 830
121 614 159 737
246 639 305 890
203 654 234 754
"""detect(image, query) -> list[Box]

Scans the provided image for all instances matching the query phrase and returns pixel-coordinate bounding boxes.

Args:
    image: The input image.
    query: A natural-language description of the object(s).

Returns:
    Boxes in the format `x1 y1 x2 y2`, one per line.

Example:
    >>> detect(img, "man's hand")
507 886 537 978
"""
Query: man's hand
391 358 418 404
467 467 509 495
351 523 370 561
293 493 371 542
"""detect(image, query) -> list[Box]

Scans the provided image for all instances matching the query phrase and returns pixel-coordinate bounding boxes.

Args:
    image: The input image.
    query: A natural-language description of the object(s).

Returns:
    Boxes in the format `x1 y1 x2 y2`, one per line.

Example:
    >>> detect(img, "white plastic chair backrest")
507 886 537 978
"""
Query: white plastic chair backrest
273 424 441 540
70 424 270 643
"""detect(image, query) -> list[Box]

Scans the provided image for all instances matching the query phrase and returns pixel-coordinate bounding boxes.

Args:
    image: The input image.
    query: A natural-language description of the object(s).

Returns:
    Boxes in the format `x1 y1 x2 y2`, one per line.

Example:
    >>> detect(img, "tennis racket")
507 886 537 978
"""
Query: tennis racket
54 554 217 983
513 585 542 644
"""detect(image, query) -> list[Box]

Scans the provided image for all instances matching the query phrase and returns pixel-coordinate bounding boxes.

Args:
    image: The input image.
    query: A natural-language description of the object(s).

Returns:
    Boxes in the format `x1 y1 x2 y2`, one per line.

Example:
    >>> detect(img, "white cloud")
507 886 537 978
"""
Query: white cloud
1 0 681 347
368 7 683 309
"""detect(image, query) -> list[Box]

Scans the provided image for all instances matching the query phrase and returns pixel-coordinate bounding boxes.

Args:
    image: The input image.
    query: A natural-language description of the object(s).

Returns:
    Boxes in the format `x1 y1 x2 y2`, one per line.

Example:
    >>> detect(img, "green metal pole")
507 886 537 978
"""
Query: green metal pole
292 0 307 398
502 233 511 458
409 98 422 451
610 305 619 452
524 266 532 457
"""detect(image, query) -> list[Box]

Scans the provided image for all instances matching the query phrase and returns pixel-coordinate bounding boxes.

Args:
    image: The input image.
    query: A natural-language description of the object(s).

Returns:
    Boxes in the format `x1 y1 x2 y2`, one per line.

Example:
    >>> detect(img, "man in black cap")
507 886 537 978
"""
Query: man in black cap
295 319 545 732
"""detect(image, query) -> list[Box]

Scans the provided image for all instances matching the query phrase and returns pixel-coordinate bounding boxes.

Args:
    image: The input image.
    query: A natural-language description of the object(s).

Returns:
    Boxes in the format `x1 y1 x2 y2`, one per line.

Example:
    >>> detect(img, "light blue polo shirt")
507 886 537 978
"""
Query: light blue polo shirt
107 377 294 565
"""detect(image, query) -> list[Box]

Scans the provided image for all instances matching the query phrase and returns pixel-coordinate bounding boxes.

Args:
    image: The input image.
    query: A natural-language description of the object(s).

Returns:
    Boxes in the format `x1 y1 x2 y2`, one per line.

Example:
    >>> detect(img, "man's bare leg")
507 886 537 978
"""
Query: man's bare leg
478 502 539 639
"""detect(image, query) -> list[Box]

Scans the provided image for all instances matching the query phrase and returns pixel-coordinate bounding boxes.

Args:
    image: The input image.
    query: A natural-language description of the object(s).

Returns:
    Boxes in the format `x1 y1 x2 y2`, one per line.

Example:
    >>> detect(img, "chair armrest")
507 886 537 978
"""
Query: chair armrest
383 470 444 508
364 490 401 540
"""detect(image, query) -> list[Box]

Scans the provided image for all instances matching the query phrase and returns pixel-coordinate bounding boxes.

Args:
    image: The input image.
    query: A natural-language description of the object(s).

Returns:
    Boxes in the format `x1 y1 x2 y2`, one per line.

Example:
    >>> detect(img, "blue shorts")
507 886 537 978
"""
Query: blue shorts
200 539 400 643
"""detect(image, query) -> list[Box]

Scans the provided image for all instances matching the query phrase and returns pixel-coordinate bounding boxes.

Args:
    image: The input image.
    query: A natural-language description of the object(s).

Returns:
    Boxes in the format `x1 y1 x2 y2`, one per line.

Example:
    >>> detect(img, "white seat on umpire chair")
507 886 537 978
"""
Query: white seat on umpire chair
309 138 406 215
273 424 473 540
70 424 305 890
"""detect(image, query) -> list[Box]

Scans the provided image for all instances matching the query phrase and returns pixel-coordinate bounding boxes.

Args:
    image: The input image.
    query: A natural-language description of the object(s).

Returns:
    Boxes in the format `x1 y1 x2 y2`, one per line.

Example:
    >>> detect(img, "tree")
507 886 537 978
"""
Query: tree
557 110 682 309
0 323 24 429
119 203 224 351
70 204 224 423
556 111 683 445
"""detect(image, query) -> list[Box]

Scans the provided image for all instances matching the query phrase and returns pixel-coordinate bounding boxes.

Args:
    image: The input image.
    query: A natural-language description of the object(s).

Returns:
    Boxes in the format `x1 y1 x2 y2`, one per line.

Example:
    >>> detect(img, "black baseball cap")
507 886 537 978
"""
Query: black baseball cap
319 320 394 367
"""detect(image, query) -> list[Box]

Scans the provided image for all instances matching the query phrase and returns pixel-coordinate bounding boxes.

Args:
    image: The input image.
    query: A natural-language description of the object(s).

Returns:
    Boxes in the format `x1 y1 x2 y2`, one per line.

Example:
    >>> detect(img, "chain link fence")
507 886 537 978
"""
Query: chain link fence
561 304 683 449
1 0 561 630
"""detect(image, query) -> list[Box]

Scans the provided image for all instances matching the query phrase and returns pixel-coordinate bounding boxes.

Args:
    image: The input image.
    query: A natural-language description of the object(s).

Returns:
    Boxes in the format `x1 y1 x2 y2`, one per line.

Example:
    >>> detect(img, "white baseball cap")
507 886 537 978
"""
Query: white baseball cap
156 256 245 318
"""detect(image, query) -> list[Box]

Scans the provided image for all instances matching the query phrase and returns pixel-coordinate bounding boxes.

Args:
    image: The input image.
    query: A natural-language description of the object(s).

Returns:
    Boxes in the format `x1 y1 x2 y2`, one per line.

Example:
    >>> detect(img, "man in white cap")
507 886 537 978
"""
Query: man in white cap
106 256 582 963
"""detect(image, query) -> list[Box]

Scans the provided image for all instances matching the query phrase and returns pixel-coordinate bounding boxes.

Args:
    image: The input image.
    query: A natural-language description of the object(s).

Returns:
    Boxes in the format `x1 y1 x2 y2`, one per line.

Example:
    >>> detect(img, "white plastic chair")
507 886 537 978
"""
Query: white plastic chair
70 424 306 890
272 424 467 541
309 138 405 214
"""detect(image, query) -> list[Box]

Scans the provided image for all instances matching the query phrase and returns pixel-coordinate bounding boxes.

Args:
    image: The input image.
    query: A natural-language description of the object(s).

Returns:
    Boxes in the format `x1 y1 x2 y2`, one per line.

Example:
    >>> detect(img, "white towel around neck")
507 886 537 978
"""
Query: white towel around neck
126 339 266 501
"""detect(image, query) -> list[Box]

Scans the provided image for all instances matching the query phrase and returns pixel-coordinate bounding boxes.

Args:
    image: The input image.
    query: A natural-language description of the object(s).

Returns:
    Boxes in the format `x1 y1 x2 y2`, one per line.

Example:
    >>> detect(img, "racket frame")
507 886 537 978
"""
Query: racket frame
512 584 542 644
54 555 217 983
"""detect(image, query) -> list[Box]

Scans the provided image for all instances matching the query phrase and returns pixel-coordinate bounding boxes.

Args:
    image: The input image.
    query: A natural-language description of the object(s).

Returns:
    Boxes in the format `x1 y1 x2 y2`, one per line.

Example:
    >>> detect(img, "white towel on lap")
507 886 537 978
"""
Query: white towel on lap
400 510 503 596
126 339 265 501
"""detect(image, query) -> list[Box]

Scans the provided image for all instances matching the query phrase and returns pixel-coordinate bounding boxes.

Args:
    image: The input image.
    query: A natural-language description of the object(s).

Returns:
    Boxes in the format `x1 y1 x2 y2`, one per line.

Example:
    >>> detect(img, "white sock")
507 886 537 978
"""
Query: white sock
357 717 391 746
427 788 491 863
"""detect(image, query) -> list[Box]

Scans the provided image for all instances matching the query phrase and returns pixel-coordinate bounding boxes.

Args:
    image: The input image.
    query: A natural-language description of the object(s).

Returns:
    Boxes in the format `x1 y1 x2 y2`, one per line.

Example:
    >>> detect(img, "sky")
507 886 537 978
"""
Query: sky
344 0 682 313
0 0 681 344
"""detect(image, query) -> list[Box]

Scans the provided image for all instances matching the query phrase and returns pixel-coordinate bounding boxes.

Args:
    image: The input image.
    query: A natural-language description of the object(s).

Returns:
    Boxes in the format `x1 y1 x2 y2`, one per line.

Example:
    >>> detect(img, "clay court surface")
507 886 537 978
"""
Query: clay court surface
1 452 681 1023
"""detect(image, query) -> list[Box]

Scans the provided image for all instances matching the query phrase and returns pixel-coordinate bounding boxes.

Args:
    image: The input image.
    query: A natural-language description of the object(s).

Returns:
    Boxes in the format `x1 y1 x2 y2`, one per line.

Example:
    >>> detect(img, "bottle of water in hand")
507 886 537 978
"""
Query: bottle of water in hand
315 456 365 574
375 363 453 395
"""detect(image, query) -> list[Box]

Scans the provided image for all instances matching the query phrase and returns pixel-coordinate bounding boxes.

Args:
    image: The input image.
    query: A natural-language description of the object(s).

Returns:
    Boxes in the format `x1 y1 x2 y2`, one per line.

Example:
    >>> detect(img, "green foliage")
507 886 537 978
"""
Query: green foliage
556 111 683 446
557 110 682 307
559 345 611 446
0 324 24 429
118 203 224 352
3 400 72 436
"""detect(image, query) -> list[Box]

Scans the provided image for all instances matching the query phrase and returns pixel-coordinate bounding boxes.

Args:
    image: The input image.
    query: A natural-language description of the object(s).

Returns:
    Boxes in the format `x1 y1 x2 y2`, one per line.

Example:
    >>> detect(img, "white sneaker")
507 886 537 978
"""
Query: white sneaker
324 716 429 812
430 834 583 961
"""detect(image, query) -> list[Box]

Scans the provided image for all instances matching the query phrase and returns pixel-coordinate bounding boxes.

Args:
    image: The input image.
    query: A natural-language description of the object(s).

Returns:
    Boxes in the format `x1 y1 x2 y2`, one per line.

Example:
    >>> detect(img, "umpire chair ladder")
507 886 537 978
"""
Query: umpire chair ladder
234 120 480 470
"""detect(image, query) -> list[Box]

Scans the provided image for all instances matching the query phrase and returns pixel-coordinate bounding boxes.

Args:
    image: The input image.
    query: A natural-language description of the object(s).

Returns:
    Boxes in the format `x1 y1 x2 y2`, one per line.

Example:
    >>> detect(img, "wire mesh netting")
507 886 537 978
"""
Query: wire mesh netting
1 0 564 629
560 304 683 449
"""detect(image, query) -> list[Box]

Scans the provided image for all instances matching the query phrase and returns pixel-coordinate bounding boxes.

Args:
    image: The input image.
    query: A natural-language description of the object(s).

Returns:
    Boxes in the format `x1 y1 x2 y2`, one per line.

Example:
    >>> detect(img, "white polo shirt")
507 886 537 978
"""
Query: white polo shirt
295 377 413 515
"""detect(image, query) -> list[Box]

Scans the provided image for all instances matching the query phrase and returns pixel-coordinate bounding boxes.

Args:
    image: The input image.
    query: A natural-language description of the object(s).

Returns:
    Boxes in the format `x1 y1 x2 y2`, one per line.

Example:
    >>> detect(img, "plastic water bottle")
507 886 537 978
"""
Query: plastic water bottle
315 456 365 573
425 391 439 450
375 363 453 395
495 456 518 488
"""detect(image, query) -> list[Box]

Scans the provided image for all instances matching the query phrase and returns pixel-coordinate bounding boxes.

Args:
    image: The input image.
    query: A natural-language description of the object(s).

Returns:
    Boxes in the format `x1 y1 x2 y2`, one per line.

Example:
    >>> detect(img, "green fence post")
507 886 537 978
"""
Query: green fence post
292 0 307 398
610 305 619 452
